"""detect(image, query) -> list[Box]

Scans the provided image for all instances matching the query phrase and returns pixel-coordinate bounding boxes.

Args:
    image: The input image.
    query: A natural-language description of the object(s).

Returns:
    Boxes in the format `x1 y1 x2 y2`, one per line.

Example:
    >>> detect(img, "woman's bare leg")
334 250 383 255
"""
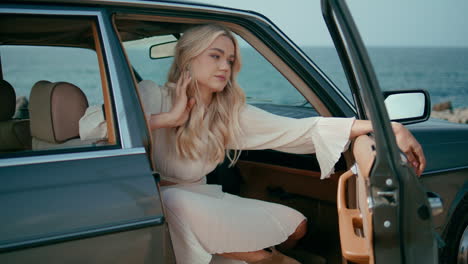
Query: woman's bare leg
218 249 271 262
217 220 307 262
278 219 307 250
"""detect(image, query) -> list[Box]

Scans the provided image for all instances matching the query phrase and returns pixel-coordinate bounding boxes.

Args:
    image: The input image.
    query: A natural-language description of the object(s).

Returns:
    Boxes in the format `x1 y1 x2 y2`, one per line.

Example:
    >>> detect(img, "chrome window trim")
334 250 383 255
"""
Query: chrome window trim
0 215 164 253
0 147 146 167
423 165 468 176
0 7 132 149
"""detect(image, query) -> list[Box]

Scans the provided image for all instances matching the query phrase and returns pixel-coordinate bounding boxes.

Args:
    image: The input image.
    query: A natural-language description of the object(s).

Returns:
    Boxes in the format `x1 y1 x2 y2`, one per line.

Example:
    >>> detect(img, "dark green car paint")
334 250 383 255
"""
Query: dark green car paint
0 0 466 263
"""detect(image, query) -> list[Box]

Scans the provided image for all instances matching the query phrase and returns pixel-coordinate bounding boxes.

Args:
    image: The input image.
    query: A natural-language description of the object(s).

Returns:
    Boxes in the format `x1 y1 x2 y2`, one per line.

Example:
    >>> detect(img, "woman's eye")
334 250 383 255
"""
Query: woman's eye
210 54 220 59
228 60 234 66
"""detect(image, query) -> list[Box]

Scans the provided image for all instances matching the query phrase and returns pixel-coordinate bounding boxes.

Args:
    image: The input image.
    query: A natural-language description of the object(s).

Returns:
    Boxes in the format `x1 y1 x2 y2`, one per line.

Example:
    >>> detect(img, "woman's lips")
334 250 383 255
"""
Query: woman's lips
215 75 226 81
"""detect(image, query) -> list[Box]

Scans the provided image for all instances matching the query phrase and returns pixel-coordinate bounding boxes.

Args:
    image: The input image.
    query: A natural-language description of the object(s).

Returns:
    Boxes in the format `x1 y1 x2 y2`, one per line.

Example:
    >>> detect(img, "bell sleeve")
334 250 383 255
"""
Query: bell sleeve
138 80 167 115
234 104 355 179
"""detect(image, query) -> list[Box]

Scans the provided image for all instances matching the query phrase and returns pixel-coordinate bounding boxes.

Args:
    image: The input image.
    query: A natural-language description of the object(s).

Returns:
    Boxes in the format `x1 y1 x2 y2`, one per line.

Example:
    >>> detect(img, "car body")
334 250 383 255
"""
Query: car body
0 0 466 263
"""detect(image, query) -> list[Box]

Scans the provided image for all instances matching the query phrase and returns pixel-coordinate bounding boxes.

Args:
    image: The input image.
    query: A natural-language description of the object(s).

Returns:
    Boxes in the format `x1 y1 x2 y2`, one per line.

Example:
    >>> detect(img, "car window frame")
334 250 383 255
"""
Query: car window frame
112 12 359 118
0 7 128 165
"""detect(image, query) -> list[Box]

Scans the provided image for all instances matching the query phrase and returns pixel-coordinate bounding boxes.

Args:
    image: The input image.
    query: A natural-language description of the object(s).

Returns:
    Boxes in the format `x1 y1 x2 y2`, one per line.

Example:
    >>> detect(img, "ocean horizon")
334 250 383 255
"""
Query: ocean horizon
2 45 467 110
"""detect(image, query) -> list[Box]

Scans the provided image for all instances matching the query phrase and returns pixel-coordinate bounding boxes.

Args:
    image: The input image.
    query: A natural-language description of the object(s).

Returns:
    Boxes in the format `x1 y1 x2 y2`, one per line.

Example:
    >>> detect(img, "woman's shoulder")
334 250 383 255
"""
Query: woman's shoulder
138 80 170 97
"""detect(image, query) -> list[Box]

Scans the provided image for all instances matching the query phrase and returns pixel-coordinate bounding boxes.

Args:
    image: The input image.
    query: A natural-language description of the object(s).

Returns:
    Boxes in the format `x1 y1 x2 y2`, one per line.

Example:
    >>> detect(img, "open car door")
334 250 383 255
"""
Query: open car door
321 0 438 263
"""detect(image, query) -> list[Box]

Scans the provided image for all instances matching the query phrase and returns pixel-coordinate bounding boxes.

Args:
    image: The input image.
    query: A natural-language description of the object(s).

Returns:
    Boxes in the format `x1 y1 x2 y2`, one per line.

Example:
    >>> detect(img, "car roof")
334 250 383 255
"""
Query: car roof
5 0 243 11
1 0 262 48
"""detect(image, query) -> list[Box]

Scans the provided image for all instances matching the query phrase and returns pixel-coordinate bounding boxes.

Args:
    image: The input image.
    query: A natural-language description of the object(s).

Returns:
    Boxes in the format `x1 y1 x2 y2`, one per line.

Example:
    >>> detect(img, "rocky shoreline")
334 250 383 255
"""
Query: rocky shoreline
431 102 468 124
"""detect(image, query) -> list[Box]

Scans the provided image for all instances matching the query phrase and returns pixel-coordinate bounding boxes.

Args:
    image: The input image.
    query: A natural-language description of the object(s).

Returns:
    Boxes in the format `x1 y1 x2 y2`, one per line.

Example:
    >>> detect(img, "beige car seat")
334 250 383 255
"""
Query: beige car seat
0 80 32 152
29 80 94 150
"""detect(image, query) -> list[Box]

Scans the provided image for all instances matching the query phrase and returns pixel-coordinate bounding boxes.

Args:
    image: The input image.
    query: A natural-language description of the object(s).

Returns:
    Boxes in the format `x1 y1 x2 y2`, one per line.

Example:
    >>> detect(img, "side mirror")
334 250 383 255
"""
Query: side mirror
383 90 431 124
150 41 177 59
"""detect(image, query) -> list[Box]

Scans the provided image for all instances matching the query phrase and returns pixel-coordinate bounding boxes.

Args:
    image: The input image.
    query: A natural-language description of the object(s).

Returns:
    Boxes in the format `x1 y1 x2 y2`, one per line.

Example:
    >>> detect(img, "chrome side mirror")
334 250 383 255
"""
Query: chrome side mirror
383 90 431 124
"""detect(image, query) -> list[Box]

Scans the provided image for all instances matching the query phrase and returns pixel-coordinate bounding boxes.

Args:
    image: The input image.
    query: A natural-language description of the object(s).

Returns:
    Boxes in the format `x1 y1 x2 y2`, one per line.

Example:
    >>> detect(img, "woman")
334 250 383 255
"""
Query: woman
143 24 425 264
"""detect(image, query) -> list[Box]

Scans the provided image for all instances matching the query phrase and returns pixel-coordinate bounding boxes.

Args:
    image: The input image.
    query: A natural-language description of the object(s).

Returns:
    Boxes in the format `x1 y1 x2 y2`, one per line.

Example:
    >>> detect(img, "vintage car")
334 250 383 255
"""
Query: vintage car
0 0 466 263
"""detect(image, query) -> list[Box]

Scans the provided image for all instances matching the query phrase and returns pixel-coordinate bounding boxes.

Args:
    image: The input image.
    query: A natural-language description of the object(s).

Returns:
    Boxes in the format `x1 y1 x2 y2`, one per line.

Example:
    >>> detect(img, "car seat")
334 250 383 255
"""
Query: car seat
29 80 94 150
0 79 32 152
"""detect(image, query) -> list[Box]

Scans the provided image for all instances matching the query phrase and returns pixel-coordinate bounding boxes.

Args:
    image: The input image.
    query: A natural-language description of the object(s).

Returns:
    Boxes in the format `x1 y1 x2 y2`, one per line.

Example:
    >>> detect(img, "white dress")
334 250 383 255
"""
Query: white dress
138 80 355 264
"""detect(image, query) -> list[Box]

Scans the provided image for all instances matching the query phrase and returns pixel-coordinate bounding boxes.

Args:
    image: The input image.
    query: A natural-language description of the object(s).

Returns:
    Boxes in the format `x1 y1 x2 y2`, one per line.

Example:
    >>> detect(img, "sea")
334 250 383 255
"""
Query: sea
2 46 468 109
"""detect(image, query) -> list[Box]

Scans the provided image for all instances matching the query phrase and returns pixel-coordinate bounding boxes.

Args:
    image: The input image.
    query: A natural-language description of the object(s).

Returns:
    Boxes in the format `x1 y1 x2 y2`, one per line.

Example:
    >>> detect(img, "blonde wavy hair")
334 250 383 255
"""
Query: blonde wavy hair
166 24 246 165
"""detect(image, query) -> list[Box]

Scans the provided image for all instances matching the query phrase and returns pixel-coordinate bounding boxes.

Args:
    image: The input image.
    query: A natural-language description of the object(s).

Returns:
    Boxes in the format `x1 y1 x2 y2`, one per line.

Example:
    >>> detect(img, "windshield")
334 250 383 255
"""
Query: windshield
124 35 314 108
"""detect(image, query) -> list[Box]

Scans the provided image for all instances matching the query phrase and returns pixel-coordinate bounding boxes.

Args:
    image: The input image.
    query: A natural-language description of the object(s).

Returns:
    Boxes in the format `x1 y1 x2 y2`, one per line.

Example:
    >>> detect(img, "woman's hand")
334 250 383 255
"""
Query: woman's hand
391 122 426 176
148 71 195 130
169 71 196 127
350 120 426 176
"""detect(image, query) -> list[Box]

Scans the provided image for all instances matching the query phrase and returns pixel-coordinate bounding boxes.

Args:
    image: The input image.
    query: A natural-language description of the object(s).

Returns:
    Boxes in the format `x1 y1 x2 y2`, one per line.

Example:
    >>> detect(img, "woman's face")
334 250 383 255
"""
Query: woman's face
190 35 235 95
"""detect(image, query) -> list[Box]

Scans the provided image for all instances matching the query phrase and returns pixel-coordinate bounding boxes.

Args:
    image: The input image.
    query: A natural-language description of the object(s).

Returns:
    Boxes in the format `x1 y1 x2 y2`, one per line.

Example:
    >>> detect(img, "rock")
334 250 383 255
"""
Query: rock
431 107 468 124
432 101 453 112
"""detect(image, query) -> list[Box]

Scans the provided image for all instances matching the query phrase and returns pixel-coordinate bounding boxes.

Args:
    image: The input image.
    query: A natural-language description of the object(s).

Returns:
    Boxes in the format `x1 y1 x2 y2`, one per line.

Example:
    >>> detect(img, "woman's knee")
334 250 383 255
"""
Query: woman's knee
290 219 307 240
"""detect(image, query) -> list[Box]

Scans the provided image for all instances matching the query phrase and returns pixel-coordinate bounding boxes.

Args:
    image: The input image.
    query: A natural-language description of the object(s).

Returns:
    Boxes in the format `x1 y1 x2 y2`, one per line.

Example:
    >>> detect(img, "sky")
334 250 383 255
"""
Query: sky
198 0 468 47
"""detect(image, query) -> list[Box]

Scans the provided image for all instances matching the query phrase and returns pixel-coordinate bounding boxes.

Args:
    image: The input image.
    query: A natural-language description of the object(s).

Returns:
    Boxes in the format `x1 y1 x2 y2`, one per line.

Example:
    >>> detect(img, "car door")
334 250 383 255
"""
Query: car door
321 0 439 263
0 5 169 264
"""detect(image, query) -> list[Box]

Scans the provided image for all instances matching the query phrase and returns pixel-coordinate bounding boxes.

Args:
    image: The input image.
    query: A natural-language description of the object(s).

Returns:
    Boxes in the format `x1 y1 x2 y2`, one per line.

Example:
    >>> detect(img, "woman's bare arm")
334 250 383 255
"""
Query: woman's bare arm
147 71 195 130
350 119 426 176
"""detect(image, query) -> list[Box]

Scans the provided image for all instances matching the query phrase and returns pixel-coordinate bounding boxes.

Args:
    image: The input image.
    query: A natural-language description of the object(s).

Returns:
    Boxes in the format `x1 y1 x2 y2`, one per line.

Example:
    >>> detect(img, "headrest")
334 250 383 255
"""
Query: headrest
29 81 89 143
0 80 16 121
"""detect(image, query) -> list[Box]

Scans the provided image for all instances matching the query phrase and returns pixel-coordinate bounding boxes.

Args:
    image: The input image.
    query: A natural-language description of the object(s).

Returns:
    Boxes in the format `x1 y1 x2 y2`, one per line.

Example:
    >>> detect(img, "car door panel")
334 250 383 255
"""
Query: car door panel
421 170 468 232
0 151 166 263
1 225 166 264
337 135 375 264
0 6 168 262
323 0 438 262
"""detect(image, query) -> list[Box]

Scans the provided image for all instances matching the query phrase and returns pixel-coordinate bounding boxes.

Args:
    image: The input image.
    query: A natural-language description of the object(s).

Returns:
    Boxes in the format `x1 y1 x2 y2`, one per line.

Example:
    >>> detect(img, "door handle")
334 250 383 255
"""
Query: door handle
337 170 370 264
427 191 443 217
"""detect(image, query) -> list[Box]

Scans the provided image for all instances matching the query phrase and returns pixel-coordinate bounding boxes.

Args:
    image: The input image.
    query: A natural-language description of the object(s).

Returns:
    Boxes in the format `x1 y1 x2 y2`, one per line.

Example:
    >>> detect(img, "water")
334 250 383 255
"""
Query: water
1 46 103 105
2 46 468 109
304 46 468 109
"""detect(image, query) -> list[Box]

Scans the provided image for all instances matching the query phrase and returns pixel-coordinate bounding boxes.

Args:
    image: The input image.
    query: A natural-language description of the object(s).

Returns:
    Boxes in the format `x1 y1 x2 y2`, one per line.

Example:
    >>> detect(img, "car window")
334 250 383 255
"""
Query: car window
236 38 312 109
124 35 176 86
302 48 353 106
2 46 103 105
0 15 117 157
347 1 468 125
118 21 321 119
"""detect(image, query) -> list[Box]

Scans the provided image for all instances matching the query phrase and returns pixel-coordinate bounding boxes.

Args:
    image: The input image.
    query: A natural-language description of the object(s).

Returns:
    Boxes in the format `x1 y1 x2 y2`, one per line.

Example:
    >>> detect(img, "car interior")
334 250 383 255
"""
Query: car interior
0 15 116 156
0 79 32 152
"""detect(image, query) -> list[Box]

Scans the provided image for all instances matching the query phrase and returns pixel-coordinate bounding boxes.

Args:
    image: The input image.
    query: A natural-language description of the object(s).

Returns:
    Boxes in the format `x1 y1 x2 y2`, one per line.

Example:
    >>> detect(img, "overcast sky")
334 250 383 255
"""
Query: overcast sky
198 0 468 47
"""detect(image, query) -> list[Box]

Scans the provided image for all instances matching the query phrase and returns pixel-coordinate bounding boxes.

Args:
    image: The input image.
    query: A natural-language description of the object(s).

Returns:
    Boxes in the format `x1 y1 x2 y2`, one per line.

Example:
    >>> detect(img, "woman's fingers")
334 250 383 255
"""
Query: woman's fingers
407 142 425 176
175 72 191 104
393 122 426 176
413 144 426 176
176 71 191 98
405 149 416 166
409 139 426 176
175 72 183 97
187 97 196 111
169 71 194 127
182 71 192 89
404 148 420 176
